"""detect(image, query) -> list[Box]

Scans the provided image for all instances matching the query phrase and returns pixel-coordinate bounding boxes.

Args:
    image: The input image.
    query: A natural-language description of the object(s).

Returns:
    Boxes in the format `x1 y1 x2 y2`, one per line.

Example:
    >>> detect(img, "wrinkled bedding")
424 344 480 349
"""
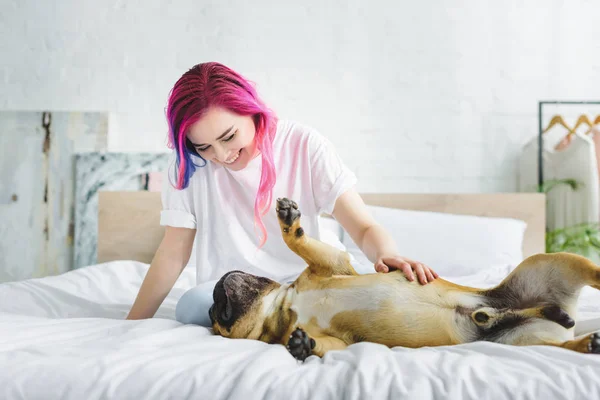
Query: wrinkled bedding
1 260 600 400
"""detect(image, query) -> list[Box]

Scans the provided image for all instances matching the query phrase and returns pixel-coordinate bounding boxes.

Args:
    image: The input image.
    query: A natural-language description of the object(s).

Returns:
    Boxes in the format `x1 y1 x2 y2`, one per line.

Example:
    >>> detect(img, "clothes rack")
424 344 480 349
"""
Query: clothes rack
537 100 600 191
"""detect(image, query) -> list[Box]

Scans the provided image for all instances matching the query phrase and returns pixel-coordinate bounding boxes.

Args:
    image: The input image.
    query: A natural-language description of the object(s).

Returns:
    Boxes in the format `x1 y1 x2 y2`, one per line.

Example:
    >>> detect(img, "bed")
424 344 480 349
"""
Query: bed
1 191 600 400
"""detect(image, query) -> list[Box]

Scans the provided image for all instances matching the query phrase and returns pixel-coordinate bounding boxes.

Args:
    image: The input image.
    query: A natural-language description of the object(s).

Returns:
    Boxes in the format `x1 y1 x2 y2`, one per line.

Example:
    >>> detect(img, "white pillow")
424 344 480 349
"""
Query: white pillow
318 216 346 251
341 205 527 277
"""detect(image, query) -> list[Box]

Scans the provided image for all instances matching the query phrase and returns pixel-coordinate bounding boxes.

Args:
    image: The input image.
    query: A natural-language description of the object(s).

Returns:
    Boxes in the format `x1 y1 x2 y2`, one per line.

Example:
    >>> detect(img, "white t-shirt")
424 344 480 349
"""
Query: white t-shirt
160 119 358 284
518 127 599 231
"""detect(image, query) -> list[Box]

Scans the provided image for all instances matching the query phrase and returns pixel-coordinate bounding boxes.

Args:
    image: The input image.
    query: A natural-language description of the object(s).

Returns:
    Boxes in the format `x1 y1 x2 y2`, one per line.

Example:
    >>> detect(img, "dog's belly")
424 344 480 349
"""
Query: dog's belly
329 305 466 347
290 277 484 347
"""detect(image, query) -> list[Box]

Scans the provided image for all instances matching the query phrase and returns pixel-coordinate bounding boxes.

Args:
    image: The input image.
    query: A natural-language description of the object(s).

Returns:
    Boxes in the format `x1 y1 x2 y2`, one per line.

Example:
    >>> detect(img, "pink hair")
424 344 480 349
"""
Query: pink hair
166 62 278 248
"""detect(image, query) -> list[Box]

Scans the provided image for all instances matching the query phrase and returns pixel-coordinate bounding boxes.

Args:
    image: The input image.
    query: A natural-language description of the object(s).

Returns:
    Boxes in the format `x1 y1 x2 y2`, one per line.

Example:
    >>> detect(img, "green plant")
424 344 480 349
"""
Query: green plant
540 178 600 263
546 222 600 263
537 178 582 193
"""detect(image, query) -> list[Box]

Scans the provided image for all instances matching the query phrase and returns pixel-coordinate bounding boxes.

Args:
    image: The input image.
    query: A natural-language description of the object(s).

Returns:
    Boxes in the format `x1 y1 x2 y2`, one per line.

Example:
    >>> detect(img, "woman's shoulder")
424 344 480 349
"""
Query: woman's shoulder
274 119 330 149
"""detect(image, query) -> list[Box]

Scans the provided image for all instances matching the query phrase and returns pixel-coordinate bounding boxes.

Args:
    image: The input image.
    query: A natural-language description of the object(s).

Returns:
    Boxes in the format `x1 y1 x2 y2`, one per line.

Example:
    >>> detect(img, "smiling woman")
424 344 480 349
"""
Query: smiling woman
126 61 439 327
186 108 259 171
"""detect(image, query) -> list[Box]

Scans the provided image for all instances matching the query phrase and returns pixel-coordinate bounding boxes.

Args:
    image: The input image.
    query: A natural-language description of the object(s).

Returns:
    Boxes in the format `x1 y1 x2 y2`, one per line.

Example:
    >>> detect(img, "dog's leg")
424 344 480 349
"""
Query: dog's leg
551 332 600 354
286 327 348 361
472 305 575 330
276 197 358 277
483 252 600 320
515 332 600 354
487 315 600 355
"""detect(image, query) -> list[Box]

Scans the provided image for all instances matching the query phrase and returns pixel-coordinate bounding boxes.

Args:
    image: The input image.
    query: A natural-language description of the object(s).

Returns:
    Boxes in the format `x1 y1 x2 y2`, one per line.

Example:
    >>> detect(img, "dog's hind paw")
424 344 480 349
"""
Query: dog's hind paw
286 328 315 362
276 197 301 228
588 332 600 354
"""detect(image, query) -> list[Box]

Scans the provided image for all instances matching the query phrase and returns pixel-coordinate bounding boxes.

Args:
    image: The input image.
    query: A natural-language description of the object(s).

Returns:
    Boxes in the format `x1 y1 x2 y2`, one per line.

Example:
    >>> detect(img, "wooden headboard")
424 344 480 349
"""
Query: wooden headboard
97 192 546 264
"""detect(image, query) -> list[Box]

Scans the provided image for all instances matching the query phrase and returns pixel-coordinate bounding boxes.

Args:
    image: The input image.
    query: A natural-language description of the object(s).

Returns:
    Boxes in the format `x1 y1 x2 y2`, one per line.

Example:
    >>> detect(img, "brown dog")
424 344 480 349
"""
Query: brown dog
209 197 600 361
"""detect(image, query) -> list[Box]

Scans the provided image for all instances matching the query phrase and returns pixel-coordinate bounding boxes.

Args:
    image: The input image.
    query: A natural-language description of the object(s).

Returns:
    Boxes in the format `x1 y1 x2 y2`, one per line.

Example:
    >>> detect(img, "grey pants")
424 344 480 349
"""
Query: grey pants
175 279 219 327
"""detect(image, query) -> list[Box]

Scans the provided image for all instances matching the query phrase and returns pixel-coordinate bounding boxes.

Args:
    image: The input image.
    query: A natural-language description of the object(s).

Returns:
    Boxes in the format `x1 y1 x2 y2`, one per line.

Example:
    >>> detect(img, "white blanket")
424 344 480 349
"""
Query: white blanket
1 261 600 400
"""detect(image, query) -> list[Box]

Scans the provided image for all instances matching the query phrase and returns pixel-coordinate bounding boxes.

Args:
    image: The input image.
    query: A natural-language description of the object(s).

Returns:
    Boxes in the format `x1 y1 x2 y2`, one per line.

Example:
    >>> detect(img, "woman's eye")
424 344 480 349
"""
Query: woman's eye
222 133 236 142
195 130 236 151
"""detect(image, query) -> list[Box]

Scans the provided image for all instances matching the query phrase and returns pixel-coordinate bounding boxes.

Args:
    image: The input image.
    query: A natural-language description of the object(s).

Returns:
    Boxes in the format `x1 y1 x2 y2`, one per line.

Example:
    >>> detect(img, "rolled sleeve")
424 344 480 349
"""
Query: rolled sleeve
160 209 197 229
310 133 358 215
160 157 197 229
318 167 357 215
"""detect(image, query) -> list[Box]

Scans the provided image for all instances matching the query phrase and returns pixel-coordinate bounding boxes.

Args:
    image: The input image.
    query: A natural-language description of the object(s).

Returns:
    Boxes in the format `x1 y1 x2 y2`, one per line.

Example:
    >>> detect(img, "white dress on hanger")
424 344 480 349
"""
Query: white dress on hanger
518 126 599 232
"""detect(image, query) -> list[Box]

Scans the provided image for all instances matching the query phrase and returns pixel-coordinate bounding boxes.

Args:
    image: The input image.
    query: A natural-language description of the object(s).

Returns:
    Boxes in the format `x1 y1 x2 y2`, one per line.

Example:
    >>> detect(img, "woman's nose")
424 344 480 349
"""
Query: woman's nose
214 145 230 162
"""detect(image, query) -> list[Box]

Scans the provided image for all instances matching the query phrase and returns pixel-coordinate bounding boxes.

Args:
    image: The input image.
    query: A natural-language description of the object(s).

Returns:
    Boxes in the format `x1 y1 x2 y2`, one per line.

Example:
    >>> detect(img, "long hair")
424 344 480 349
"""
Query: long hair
165 62 277 248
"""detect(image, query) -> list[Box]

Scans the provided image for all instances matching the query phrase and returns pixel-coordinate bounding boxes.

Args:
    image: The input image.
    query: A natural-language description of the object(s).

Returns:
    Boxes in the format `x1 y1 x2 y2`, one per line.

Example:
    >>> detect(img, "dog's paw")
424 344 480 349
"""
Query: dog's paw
286 328 315 362
541 305 575 329
588 332 600 354
276 197 301 228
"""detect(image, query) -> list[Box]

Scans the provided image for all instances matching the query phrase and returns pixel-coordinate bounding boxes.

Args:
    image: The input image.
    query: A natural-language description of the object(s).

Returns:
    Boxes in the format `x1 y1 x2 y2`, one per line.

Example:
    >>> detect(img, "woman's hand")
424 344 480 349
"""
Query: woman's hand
330 189 439 285
374 254 439 284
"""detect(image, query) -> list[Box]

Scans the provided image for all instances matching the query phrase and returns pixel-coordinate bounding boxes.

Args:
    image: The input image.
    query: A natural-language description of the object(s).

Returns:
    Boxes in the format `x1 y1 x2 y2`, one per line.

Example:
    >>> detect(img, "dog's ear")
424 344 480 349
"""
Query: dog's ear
208 304 215 325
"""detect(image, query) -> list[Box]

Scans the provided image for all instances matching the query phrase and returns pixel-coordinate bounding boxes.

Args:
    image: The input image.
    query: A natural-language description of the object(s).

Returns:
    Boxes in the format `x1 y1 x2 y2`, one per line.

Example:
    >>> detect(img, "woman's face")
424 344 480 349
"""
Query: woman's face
187 107 258 171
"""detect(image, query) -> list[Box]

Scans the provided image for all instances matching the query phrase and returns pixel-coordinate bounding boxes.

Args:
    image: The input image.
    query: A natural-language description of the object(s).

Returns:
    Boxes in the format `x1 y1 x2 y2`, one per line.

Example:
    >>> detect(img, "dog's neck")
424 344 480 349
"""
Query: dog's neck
257 284 296 344
260 283 294 316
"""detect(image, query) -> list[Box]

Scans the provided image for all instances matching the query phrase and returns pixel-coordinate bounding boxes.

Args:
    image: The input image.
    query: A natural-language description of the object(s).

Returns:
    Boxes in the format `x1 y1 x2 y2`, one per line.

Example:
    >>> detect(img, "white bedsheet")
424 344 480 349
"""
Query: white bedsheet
1 260 600 400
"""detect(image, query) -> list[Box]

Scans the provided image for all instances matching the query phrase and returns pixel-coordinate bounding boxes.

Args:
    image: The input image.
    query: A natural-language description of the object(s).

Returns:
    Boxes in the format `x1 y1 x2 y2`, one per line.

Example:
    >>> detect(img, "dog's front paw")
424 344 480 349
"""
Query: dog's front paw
276 197 301 228
287 328 315 361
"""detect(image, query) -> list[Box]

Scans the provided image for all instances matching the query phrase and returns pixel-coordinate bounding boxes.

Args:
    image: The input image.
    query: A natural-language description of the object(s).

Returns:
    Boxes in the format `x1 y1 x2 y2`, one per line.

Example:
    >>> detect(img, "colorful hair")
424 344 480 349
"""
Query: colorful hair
165 62 278 248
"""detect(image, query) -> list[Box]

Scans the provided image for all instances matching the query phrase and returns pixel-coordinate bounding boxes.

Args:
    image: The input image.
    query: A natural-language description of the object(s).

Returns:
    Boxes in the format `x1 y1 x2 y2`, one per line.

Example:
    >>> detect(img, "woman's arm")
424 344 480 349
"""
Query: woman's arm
126 226 196 319
331 188 438 284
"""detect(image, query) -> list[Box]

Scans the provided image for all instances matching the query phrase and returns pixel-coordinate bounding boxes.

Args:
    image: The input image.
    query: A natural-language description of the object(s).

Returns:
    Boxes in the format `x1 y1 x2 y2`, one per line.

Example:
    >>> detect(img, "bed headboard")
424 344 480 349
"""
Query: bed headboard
97 192 546 264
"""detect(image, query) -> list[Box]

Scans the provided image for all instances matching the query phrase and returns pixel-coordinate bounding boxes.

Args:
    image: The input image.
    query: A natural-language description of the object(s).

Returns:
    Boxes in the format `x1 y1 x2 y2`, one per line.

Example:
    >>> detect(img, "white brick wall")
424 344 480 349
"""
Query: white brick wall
2 0 600 193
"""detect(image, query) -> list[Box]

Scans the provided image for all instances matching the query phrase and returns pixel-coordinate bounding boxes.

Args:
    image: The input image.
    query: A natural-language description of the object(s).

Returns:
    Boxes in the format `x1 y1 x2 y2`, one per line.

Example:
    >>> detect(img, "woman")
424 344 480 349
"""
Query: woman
126 62 438 325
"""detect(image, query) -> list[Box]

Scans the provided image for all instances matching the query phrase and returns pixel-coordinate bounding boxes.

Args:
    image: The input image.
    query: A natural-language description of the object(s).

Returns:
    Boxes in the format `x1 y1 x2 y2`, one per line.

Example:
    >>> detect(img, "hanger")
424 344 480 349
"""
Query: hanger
543 115 576 151
543 115 573 135
571 114 593 136
587 115 600 135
